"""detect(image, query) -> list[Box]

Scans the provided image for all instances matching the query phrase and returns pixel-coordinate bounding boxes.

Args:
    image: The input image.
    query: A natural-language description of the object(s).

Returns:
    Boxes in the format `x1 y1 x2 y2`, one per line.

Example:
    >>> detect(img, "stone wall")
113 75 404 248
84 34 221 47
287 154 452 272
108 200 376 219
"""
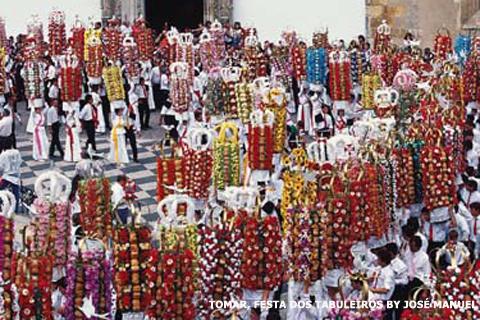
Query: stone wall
366 0 479 47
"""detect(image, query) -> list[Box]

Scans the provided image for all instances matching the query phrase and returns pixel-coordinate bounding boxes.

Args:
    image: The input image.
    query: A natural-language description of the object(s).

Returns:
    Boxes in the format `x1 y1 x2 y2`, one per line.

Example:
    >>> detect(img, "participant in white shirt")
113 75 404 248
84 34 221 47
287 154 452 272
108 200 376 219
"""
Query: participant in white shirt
420 208 448 255
48 81 60 102
32 106 49 161
436 229 470 267
111 175 129 224
460 179 480 206
369 249 395 301
46 99 64 158
0 109 13 152
79 95 97 151
91 85 105 133
314 104 335 137
468 202 480 259
404 236 432 289
451 206 470 242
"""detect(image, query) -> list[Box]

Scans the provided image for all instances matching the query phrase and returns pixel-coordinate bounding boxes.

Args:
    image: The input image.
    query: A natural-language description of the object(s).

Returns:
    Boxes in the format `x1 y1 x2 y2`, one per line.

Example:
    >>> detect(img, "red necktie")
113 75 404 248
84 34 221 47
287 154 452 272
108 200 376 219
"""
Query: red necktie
468 192 472 205
92 106 98 128
143 85 147 98
475 219 478 236
429 223 433 241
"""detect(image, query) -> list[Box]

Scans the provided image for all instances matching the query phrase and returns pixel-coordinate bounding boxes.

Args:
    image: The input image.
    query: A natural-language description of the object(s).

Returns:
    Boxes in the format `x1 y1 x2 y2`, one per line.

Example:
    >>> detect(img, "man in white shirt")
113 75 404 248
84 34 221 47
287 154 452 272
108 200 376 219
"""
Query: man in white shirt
0 109 13 152
420 207 448 260
112 175 129 224
386 243 408 320
460 179 480 206
79 94 97 151
436 229 470 268
404 235 432 293
369 248 395 302
150 63 162 110
134 77 150 129
468 202 480 259
3 95 21 148
47 99 64 159
48 79 60 103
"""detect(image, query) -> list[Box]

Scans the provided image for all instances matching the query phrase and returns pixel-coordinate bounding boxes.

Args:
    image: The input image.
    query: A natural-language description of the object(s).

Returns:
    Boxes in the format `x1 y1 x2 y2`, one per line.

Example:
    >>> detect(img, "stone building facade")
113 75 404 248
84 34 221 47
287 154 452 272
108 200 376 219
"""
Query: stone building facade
366 0 480 47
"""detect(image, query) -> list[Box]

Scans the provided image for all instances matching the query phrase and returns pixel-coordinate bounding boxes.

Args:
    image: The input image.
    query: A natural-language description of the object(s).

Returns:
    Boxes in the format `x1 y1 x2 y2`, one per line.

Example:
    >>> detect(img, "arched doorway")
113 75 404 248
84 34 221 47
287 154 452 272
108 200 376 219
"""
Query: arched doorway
145 0 204 32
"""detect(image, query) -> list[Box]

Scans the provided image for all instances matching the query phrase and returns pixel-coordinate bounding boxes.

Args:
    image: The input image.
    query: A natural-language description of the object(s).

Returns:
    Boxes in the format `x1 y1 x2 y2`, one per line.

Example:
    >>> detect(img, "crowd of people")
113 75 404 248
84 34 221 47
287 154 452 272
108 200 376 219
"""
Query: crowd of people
0 9 478 320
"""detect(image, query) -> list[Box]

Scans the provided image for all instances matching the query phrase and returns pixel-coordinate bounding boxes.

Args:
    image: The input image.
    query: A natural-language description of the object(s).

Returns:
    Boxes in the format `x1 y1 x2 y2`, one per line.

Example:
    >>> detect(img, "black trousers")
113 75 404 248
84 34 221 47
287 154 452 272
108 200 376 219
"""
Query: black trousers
49 122 63 157
159 89 170 110
0 136 11 153
125 127 138 161
10 120 16 149
152 84 161 110
83 120 96 151
101 96 111 130
138 98 150 129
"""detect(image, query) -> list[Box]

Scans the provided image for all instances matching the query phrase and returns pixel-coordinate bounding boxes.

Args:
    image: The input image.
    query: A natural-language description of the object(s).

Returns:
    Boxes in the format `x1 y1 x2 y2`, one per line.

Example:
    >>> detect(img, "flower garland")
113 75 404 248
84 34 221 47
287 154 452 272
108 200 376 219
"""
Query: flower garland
461 54 480 103
103 19 122 62
244 45 268 82
0 17 6 49
132 19 154 62
0 48 5 95
156 249 195 319
204 71 224 115
184 146 213 200
371 53 395 86
291 43 307 81
213 123 240 190
373 21 391 55
122 37 141 79
210 23 226 64
170 63 192 113
59 55 82 102
349 48 368 85
156 144 185 202
65 247 113 319
348 177 369 242
197 213 243 319
70 25 85 63
270 45 292 91
52 202 71 267
454 34 471 67
437 261 480 319
102 65 125 102
84 32 103 80
24 61 44 100
114 226 156 314
434 31 453 61
364 163 389 238
306 47 328 86
222 78 239 117
394 147 416 207
235 82 253 124
420 145 456 211
286 206 311 282
267 88 287 153
237 211 282 290
199 33 215 72
78 178 113 242
247 115 274 171
329 50 352 101
14 253 53 319
328 197 353 269
0 214 15 318
48 10 66 57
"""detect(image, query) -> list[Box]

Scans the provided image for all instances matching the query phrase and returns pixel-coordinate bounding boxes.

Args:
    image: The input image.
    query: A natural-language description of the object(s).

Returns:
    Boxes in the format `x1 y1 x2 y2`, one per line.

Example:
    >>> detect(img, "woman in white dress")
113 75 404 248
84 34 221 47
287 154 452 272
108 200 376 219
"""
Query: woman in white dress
32 106 49 161
108 106 129 165
64 111 82 162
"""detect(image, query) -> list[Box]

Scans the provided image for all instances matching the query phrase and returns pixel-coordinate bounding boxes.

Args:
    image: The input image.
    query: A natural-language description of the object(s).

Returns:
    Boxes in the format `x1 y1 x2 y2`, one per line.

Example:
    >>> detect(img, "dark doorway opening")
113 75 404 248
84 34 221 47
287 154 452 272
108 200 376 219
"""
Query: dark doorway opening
145 0 204 33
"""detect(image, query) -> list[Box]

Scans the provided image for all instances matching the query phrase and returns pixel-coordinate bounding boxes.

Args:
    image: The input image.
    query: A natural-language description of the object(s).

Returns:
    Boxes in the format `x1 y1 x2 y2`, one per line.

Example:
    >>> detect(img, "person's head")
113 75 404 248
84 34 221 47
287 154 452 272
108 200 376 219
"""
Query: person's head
447 229 459 244
51 99 59 108
471 202 480 217
385 242 399 257
466 179 478 192
409 235 423 253
94 22 102 30
464 140 473 152
34 106 43 114
139 77 145 85
115 107 124 115
351 278 363 290
337 109 345 117
420 207 430 222
401 224 415 241
407 217 420 232
85 94 93 104
375 248 392 267
322 104 330 114
358 35 365 43
117 175 127 185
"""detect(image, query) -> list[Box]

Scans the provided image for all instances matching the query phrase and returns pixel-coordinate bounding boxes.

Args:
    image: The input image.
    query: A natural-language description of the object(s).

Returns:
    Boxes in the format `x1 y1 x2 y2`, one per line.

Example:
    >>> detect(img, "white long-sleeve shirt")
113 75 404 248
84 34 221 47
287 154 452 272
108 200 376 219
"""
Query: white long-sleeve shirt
404 250 431 283
371 265 395 301
390 256 409 285
0 116 12 137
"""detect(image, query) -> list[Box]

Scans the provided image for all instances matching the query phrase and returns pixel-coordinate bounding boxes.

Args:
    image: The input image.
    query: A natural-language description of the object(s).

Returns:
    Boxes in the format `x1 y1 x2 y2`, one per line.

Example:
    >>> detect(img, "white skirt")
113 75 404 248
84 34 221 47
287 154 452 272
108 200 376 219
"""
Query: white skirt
33 127 49 160
108 132 129 164
64 127 82 162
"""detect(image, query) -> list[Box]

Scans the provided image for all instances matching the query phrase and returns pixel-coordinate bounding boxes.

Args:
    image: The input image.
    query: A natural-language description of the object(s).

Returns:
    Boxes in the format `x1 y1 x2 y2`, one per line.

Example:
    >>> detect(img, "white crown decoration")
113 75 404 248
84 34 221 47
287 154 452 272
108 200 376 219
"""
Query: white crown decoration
157 194 196 228
34 171 72 203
